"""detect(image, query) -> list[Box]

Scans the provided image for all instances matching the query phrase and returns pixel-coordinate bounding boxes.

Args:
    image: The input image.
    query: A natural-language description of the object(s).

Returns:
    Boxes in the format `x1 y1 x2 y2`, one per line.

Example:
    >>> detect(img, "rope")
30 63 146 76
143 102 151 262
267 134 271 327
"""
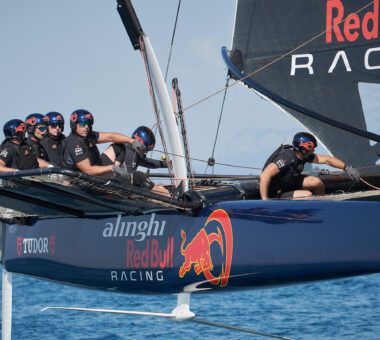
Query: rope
146 175 260 182
152 148 380 180
164 0 182 82
360 177 380 190
205 76 230 175
182 1 376 112
154 148 262 171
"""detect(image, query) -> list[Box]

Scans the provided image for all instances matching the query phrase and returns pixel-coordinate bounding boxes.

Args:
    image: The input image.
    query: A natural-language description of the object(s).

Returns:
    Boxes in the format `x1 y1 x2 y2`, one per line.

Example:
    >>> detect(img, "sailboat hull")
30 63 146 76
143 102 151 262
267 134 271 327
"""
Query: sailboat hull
3 200 380 294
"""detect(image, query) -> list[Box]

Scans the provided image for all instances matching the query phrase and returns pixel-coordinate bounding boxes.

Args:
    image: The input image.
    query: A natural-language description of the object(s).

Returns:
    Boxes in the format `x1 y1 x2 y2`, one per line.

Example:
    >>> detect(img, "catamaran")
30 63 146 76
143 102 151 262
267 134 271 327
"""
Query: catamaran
1 1 379 339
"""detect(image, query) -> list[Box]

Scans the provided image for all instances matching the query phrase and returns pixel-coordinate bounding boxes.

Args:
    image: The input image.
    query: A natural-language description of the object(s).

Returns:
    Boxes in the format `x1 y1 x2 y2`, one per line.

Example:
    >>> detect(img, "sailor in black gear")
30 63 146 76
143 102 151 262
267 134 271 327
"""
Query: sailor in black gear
63 109 146 182
260 132 360 200
121 126 169 195
40 112 66 167
0 119 51 173
25 113 49 160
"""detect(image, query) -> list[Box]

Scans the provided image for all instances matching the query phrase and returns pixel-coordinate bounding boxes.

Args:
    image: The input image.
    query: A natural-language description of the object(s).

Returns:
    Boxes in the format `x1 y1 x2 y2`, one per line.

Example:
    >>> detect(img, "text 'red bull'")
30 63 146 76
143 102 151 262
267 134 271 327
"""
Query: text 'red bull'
179 209 233 287
126 238 173 269
326 0 378 43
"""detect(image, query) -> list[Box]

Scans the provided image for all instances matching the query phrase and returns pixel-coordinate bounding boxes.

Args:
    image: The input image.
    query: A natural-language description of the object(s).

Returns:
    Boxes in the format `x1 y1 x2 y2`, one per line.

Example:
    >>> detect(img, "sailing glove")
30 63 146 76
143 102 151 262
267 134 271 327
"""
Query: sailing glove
345 166 360 182
131 140 147 153
160 159 168 168
112 165 131 181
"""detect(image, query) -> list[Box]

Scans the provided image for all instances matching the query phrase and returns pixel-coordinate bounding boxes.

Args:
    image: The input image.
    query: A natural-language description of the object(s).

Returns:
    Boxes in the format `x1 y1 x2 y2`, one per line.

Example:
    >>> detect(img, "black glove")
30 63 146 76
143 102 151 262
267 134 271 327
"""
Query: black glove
160 159 168 168
345 166 360 182
112 165 131 180
131 140 147 153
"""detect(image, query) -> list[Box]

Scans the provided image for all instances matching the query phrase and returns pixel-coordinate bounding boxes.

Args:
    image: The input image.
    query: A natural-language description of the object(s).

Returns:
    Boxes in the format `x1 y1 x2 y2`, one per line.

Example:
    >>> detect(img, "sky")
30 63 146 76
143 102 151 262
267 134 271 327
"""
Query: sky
0 0 317 177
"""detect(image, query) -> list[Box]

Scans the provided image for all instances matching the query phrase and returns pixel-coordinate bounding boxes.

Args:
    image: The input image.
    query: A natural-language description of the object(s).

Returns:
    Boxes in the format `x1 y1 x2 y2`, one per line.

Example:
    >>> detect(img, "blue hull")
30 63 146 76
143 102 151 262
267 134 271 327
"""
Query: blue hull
3 200 380 294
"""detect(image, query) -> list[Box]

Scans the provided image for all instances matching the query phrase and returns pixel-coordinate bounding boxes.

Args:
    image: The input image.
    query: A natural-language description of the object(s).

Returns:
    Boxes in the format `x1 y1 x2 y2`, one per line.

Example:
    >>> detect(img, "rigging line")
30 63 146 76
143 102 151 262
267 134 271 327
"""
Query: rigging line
146 123 159 176
147 176 261 183
164 0 182 82
360 177 380 190
205 76 230 175
154 149 262 170
183 0 376 113
153 147 380 173
148 121 160 161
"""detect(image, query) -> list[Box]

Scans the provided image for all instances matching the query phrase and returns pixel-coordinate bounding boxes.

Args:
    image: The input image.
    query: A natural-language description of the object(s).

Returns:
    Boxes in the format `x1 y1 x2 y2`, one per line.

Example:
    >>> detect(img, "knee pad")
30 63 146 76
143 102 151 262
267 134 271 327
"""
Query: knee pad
132 171 154 190
100 153 113 166
141 177 154 190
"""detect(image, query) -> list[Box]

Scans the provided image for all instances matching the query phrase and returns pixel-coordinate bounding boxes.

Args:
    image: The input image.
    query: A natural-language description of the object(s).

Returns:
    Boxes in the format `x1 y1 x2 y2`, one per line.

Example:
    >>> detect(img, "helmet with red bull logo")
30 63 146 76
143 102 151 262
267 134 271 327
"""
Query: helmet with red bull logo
292 132 317 153
25 113 48 135
3 119 27 140
132 126 155 151
70 109 94 133
45 112 65 131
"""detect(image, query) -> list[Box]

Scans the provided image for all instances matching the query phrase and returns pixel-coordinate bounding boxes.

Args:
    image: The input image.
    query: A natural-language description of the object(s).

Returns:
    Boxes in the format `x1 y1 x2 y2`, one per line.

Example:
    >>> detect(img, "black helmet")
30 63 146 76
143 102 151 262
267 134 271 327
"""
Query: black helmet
70 109 94 133
3 119 26 140
45 112 65 131
132 126 155 151
292 132 318 152
25 113 48 135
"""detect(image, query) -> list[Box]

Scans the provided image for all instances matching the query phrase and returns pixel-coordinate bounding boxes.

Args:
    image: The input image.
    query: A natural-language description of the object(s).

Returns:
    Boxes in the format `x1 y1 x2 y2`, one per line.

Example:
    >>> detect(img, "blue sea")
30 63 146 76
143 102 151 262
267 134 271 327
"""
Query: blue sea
2 268 379 340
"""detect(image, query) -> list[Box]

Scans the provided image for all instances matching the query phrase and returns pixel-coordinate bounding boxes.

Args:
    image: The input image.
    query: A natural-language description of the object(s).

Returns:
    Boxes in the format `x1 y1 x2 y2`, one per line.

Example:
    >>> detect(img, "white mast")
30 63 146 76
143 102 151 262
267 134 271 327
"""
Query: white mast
142 36 188 189
117 0 188 190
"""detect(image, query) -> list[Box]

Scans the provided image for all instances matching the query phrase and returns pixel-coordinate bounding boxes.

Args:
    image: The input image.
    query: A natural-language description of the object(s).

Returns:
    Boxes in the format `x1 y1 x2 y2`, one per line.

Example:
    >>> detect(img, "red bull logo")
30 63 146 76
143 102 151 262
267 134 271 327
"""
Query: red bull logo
15 123 26 132
134 133 145 145
26 117 37 126
71 113 78 122
299 141 315 151
179 209 233 287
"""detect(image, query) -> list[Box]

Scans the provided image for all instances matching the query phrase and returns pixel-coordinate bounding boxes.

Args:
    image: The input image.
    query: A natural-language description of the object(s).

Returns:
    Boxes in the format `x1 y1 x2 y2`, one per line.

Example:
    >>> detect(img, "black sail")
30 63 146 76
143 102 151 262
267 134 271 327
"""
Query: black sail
230 0 380 167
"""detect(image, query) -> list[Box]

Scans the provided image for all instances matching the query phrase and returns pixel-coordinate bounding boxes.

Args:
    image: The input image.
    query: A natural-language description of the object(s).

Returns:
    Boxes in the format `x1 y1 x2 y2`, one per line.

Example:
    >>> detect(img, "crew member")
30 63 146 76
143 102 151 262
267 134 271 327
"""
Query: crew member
25 113 48 160
0 119 50 173
124 126 169 195
63 109 146 181
41 111 66 167
259 132 361 200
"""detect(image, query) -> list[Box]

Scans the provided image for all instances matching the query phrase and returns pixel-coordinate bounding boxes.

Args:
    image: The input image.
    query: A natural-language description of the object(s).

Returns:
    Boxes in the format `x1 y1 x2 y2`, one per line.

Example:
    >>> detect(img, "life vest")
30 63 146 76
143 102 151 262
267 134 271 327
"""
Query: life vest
40 134 66 167
63 132 100 170
1 139 39 170
263 144 293 170
26 137 47 160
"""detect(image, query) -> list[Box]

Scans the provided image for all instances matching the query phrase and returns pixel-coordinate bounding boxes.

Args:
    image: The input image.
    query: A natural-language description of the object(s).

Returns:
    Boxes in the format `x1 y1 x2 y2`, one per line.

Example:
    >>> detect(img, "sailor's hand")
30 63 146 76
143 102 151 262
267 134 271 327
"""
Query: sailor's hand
345 166 360 182
112 165 131 180
160 159 168 168
131 140 147 153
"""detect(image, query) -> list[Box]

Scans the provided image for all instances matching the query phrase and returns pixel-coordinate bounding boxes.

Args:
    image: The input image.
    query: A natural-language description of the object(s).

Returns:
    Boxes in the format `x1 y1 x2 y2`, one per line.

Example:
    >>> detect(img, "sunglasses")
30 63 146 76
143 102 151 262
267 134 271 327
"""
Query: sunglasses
78 121 92 127
37 126 48 132
49 122 63 129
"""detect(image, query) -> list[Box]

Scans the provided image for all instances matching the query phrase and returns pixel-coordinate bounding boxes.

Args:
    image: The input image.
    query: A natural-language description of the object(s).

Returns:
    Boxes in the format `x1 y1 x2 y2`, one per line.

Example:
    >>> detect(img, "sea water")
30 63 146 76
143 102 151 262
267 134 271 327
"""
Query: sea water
1 267 379 340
